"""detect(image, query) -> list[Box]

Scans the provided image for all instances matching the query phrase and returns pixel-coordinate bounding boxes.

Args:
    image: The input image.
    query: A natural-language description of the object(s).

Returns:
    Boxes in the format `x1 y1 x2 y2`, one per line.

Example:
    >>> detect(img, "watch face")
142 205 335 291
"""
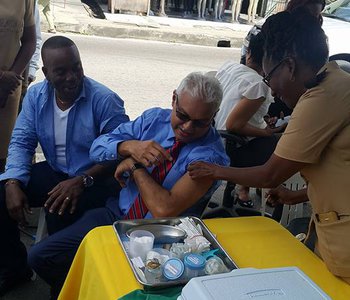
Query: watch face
83 175 94 187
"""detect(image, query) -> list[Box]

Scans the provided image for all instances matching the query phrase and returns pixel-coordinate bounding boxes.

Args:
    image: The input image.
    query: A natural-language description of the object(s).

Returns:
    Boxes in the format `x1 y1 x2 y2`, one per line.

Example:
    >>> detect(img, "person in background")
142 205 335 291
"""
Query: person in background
28 72 229 299
215 32 284 208
0 36 129 295
240 0 326 119
20 0 43 113
0 0 36 173
188 9 350 285
38 0 56 33
29 1 43 84
241 0 326 65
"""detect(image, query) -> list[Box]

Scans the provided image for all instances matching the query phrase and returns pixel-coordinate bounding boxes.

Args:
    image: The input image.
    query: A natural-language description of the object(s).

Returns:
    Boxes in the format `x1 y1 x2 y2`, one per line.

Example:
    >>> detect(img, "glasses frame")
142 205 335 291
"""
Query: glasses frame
174 93 216 128
262 57 290 87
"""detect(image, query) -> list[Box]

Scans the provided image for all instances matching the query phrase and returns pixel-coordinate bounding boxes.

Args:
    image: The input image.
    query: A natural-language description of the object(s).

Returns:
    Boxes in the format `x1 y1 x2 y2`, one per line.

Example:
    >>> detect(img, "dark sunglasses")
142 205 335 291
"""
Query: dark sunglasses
262 58 289 87
174 93 216 128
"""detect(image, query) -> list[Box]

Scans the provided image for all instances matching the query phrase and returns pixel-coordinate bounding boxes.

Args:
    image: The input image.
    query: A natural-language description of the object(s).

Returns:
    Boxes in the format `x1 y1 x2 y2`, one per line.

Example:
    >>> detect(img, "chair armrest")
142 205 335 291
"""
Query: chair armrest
218 130 248 147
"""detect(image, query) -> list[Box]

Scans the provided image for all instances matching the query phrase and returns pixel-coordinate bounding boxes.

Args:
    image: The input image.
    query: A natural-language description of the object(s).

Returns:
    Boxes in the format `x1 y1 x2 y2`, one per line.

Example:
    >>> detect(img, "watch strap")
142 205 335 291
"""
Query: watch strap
130 163 144 174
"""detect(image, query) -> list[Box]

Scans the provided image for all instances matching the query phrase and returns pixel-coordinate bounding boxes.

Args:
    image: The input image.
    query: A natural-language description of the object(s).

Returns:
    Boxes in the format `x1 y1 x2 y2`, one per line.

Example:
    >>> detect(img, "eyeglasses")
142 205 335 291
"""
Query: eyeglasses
174 93 215 128
262 58 289 87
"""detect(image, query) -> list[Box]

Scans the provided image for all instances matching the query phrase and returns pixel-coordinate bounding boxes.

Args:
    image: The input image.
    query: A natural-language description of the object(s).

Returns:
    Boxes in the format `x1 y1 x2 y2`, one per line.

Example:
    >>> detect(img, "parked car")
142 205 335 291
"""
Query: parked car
323 0 350 55
241 0 350 62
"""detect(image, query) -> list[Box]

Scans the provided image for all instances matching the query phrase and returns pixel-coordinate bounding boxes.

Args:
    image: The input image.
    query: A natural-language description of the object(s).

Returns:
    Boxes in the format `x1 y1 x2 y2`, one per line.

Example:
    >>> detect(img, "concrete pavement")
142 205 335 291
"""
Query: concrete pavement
44 0 252 47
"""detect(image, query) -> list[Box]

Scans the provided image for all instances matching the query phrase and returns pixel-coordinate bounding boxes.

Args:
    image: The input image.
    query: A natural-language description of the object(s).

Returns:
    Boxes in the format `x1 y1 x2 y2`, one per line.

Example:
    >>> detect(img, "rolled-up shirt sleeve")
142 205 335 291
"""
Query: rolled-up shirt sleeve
90 113 145 163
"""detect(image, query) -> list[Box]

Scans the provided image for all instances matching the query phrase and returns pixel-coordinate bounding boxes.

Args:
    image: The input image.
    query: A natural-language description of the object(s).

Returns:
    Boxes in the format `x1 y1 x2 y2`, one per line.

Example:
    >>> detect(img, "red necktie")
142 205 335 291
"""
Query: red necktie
124 140 184 220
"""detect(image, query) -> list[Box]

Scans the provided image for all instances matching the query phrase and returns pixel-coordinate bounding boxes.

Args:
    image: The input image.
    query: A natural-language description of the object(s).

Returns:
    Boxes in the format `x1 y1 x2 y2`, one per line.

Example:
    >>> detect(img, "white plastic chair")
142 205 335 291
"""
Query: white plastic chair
261 173 306 227
35 207 47 244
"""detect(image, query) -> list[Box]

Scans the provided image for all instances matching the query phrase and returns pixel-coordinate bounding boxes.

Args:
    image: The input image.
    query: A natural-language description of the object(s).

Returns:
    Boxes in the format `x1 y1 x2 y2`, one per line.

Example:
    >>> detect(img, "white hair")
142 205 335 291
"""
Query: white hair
176 72 223 112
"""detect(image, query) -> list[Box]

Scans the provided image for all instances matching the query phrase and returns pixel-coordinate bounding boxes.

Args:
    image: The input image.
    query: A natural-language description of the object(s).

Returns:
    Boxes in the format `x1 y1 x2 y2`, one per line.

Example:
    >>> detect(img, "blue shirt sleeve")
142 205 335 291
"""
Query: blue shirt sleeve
95 93 129 135
0 89 39 185
90 110 148 163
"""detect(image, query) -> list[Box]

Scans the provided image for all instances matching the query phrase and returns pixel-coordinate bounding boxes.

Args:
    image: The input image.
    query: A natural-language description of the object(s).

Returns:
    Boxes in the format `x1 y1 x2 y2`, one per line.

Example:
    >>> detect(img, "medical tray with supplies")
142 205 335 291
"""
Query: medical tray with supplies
178 267 331 300
113 217 238 288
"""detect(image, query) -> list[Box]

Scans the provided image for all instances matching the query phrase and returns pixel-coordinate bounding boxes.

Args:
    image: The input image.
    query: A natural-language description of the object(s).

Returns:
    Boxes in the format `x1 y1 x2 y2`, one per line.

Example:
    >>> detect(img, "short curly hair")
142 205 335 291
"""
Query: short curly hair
261 8 328 72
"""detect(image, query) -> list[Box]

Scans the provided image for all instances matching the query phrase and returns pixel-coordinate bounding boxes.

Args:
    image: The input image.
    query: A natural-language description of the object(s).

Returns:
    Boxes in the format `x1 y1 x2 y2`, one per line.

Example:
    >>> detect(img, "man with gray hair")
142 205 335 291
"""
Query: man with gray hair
28 72 229 298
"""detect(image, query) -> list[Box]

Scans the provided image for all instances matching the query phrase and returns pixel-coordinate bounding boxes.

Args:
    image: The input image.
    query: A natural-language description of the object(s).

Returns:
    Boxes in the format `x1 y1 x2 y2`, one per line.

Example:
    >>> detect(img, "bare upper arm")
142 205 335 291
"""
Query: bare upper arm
167 172 214 216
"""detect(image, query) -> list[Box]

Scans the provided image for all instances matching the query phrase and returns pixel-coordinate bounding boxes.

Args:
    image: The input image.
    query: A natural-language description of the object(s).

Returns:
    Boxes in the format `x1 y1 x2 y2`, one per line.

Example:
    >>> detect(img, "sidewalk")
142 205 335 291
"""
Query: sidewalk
44 0 252 47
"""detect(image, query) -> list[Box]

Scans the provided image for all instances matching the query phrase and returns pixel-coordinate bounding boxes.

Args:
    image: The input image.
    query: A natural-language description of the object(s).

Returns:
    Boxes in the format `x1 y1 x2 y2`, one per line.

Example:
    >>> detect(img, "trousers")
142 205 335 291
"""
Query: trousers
0 161 119 280
29 206 118 298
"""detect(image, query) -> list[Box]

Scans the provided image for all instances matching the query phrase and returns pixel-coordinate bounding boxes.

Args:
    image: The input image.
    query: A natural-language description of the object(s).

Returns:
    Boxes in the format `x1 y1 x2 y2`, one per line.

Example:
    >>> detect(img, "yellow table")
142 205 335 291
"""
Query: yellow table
58 217 350 300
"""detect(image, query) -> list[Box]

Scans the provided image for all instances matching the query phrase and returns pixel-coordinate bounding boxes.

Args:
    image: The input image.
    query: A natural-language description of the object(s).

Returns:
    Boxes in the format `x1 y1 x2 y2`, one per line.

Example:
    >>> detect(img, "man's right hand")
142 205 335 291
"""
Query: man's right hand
5 182 32 226
120 140 173 167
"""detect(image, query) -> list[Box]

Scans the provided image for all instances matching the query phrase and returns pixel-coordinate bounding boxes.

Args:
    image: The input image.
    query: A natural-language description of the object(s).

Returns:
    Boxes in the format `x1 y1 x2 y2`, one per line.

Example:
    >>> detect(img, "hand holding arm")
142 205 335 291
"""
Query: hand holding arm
118 140 172 167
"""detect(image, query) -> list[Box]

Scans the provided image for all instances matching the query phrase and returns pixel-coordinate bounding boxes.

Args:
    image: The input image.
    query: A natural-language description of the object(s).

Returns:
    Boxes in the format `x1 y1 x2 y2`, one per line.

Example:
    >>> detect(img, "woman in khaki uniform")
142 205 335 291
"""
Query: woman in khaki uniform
0 0 36 172
188 9 350 285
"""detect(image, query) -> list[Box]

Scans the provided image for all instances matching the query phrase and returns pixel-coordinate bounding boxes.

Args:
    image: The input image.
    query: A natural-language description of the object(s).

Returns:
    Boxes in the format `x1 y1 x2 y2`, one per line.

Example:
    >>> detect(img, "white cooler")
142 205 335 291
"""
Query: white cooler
178 267 330 300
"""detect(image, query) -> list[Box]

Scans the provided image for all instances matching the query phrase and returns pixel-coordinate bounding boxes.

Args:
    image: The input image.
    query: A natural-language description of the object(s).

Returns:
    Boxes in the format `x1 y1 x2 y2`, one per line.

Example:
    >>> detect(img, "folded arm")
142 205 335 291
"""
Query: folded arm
115 157 213 218
226 97 281 137
133 165 213 218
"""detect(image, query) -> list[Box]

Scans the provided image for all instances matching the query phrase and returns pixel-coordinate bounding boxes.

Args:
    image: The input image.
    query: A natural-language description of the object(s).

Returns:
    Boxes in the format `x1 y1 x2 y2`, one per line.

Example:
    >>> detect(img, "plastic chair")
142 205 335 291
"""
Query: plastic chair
261 173 306 227
35 207 48 244
202 130 266 219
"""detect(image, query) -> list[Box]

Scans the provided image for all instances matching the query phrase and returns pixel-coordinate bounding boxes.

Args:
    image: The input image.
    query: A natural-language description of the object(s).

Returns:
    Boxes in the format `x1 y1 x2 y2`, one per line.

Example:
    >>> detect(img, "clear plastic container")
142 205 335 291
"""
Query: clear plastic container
144 248 171 283
204 256 229 275
183 253 206 279
129 230 154 261
145 263 163 284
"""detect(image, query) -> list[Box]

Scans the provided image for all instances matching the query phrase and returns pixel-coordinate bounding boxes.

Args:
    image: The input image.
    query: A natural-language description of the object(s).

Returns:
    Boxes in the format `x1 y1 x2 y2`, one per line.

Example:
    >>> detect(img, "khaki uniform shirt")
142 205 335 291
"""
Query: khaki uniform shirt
0 0 35 70
275 62 350 278
0 0 35 159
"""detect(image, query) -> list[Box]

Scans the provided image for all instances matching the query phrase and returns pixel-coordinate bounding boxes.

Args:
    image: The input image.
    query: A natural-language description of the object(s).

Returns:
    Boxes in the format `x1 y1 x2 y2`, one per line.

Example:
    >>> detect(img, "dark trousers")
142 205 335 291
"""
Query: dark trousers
229 135 279 168
228 135 283 220
184 0 194 11
0 161 119 279
28 207 117 298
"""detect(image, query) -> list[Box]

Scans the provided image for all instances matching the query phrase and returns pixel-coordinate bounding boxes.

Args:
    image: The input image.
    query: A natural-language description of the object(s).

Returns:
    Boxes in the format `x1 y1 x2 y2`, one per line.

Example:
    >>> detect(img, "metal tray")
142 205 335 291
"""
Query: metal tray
126 224 186 244
113 217 238 288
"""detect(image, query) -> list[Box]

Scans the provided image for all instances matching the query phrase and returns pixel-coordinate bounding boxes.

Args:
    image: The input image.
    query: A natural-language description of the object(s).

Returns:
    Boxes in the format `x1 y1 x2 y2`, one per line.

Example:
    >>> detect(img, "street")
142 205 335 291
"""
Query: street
38 33 240 119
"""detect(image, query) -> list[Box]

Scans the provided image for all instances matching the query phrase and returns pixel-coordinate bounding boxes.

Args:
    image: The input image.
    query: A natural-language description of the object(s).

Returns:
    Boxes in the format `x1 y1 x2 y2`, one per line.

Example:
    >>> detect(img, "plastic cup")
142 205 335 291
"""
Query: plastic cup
129 230 155 261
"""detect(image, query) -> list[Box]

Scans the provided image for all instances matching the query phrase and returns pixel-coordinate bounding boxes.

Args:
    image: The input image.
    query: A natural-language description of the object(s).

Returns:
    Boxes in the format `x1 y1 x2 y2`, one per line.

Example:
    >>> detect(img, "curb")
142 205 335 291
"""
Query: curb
43 22 245 47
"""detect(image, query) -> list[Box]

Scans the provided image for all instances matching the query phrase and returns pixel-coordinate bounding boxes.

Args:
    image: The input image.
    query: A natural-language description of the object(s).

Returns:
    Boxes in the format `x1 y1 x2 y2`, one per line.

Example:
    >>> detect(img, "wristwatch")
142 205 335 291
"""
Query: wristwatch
82 174 94 188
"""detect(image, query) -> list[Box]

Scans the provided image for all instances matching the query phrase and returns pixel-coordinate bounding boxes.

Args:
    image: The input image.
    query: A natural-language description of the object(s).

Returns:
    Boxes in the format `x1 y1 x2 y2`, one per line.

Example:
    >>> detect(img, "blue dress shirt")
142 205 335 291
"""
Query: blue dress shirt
0 77 129 185
90 108 229 218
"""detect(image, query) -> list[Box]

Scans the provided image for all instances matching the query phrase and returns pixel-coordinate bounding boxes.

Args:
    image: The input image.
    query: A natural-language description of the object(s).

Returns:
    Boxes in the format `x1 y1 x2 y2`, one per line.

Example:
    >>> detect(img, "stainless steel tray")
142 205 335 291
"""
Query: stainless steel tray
113 217 238 288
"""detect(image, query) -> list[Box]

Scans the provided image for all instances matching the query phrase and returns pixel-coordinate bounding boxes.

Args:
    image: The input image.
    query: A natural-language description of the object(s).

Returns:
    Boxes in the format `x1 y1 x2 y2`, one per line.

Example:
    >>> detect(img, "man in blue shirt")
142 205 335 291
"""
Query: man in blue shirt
0 36 129 295
28 72 229 299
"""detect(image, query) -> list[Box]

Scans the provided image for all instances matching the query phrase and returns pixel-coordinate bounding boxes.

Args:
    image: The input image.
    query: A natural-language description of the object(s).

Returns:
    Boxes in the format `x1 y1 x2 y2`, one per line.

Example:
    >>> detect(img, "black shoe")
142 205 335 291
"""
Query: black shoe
0 267 33 296
237 198 254 208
